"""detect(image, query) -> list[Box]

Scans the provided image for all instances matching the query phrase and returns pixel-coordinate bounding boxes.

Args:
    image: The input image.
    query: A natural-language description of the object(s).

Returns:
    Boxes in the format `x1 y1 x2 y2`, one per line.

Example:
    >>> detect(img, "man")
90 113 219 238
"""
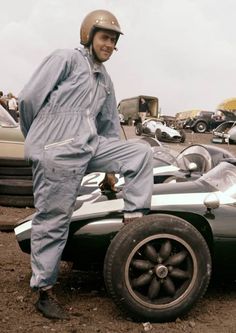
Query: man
18 9 153 320
7 92 18 122
139 97 149 123
0 91 8 111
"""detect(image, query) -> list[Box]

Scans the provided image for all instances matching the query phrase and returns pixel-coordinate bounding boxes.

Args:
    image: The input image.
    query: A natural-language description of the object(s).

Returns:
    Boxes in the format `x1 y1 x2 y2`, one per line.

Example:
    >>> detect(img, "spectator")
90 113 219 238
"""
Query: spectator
139 97 149 123
0 91 9 111
7 92 18 122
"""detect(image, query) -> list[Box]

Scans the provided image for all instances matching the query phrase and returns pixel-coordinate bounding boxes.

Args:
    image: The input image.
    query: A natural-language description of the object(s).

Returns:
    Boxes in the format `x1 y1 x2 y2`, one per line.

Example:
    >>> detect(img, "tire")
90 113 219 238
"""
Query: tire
135 123 143 136
0 179 33 195
155 129 162 141
194 121 207 133
0 194 34 207
104 214 211 322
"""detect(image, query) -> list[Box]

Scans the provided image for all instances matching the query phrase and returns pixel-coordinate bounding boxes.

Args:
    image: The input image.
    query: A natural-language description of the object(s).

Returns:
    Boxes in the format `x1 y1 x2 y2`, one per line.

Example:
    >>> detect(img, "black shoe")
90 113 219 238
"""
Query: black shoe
35 289 70 320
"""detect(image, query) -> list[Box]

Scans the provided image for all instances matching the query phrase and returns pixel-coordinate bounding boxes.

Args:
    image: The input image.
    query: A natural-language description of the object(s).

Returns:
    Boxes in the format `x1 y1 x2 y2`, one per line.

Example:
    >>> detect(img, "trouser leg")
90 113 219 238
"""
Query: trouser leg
87 137 153 212
139 112 146 123
30 157 85 289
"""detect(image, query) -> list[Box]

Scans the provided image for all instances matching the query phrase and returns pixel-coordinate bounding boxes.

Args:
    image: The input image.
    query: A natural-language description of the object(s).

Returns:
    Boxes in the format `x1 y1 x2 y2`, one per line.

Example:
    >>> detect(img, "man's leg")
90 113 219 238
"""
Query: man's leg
30 154 86 319
87 137 153 214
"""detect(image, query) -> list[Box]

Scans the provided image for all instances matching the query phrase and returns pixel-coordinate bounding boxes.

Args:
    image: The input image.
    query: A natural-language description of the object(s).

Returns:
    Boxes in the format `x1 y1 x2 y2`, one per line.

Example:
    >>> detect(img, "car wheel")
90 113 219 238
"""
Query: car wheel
0 179 33 195
135 123 143 136
194 122 207 133
104 214 211 322
155 129 162 141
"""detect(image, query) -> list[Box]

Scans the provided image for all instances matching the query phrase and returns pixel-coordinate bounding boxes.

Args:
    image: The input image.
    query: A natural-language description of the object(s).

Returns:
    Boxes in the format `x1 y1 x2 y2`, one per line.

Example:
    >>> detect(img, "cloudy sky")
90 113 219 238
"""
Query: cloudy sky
0 0 235 115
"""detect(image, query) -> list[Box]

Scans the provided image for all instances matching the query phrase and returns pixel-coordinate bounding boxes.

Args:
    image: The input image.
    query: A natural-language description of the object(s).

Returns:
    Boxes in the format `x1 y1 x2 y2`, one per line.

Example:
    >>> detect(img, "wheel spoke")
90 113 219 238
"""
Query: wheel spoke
158 240 172 262
169 268 190 279
132 271 153 288
148 277 161 299
164 250 187 266
163 277 176 296
131 259 154 270
144 244 158 262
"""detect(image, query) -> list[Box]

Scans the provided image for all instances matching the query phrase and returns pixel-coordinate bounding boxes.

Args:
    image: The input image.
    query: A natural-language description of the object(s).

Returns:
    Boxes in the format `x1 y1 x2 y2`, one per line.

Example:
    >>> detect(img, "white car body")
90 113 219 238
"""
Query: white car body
137 118 185 143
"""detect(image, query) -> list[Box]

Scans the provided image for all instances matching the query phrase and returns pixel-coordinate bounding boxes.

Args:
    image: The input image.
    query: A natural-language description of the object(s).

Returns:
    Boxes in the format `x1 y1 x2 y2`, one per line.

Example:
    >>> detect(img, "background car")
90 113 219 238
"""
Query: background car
0 105 24 159
212 120 236 144
0 106 33 207
135 118 186 143
183 110 214 133
183 110 236 133
15 158 236 322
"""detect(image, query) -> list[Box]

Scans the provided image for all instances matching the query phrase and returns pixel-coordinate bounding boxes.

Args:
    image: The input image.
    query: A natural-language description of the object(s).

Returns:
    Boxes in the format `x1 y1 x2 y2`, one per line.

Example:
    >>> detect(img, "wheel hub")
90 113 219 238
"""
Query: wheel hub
155 264 168 279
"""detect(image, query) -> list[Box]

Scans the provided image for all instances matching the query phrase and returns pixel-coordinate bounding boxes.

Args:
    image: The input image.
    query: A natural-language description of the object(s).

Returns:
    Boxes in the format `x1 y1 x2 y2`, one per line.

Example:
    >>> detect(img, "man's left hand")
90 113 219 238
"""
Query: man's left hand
99 173 117 192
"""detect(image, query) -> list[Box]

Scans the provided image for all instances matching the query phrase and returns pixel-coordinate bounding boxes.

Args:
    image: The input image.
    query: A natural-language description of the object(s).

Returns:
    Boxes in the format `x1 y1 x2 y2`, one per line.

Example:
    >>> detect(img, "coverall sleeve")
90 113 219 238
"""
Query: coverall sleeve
96 81 121 140
18 50 72 137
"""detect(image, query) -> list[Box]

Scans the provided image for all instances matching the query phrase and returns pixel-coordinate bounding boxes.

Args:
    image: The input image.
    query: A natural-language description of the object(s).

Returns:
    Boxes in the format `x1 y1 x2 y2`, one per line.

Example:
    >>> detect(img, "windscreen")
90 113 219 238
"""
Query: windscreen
201 161 236 198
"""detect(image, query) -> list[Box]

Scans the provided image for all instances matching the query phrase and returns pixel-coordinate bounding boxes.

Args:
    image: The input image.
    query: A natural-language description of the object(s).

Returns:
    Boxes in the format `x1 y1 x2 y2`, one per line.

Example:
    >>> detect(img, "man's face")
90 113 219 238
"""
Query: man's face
92 30 118 63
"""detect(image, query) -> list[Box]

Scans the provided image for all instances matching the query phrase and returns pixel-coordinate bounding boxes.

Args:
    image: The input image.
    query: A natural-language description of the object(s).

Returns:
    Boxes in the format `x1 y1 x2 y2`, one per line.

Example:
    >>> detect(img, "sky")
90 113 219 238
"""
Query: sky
0 0 235 116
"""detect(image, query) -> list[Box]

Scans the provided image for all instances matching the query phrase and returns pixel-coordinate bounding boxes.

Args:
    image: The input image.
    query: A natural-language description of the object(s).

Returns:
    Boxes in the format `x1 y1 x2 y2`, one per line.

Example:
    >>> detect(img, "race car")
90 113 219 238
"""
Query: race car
135 118 186 143
15 158 236 322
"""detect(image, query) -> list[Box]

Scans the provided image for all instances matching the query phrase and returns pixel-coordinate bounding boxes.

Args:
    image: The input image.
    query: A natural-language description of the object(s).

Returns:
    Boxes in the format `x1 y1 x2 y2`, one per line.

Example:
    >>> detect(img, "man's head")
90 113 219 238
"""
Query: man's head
80 9 123 62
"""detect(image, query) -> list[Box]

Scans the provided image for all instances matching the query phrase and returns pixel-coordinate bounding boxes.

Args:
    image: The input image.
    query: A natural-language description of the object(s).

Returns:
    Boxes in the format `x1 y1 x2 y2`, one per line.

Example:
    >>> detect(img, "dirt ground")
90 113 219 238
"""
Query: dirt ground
1 127 236 333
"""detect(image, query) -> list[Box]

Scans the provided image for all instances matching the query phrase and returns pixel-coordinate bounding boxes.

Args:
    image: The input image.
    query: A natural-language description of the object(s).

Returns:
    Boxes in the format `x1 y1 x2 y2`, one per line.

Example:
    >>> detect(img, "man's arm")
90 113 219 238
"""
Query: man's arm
18 50 72 137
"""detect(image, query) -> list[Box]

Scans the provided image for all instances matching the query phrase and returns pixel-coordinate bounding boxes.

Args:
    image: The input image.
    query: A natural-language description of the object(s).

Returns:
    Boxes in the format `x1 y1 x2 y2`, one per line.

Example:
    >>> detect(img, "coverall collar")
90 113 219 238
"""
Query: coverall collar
78 47 104 76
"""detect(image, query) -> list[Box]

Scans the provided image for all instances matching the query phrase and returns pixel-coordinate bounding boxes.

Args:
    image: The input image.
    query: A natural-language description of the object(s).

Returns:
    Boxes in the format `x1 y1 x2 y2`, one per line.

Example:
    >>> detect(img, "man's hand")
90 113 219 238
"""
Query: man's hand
99 173 117 192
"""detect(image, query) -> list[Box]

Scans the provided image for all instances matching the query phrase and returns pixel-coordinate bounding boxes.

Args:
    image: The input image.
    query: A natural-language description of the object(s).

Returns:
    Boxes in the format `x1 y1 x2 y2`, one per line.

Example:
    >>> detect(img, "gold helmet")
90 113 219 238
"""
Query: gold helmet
80 9 123 46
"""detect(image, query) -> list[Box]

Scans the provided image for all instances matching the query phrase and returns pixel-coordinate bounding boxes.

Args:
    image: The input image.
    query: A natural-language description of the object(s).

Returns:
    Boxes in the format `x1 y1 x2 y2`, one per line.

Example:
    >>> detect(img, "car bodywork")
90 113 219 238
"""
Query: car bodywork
0 105 24 160
135 118 186 143
212 120 236 144
15 158 236 322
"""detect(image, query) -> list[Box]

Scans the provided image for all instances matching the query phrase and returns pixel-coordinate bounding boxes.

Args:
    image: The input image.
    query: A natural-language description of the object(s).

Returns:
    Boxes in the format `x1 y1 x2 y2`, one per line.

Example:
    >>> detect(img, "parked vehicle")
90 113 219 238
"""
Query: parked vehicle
118 95 159 125
15 158 236 322
135 118 186 143
212 121 236 144
0 104 24 160
0 106 33 206
182 109 236 133
183 110 214 133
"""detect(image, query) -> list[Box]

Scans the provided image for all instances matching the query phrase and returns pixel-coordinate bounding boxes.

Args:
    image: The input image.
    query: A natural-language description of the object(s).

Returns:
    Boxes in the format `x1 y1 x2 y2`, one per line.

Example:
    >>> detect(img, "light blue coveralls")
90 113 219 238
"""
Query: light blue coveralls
19 47 153 289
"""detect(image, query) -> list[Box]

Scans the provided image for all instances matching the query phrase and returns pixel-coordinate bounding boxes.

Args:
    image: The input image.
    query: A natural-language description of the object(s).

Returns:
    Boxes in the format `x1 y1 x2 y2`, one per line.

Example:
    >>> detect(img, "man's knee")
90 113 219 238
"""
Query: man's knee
133 142 153 163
